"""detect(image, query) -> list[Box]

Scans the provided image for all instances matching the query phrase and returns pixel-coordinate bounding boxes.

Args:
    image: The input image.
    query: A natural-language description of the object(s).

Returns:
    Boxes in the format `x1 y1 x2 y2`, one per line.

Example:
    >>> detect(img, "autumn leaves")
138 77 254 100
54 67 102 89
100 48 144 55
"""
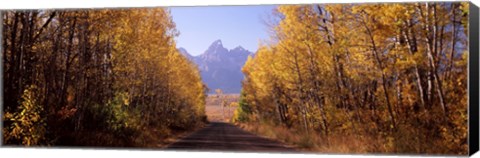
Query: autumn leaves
0 3 471 154
237 3 469 154
2 9 206 146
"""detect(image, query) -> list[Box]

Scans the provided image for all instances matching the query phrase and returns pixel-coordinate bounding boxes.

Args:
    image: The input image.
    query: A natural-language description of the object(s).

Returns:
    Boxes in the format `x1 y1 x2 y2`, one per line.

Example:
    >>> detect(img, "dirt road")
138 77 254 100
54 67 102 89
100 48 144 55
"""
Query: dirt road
166 122 296 152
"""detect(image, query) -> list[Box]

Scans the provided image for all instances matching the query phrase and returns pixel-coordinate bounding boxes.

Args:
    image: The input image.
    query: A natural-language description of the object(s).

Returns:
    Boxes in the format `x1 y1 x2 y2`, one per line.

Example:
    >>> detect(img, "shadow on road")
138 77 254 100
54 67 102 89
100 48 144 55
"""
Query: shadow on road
166 122 296 153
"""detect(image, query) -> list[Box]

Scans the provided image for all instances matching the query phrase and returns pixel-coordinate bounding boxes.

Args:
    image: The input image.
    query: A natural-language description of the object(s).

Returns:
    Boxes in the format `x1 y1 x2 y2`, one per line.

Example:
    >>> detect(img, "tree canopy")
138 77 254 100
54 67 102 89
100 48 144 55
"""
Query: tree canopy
2 8 207 146
236 2 469 154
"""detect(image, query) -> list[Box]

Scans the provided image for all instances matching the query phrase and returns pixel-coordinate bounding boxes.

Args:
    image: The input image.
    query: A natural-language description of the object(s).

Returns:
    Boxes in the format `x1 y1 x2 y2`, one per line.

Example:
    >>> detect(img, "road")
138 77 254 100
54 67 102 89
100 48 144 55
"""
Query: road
166 122 296 152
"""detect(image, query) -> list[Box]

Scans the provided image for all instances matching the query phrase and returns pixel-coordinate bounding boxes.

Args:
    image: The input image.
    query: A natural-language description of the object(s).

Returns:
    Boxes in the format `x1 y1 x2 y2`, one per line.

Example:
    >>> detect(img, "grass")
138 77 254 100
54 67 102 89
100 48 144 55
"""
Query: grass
235 122 382 154
205 94 239 122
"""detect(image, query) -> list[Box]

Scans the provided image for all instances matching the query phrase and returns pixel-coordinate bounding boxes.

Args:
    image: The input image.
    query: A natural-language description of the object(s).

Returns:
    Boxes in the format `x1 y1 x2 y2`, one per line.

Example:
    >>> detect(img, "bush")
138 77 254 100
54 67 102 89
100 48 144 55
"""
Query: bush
232 91 252 123
3 85 46 146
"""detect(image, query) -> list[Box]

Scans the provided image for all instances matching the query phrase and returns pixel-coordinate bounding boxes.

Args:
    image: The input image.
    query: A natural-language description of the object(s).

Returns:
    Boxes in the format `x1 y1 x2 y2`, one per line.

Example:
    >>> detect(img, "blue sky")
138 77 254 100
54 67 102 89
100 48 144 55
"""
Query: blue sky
169 5 276 56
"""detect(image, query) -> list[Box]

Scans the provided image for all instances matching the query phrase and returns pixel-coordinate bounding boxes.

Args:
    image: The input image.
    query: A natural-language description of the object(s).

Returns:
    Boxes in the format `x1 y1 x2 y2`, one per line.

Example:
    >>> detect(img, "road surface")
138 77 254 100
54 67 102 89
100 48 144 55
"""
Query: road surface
166 122 296 152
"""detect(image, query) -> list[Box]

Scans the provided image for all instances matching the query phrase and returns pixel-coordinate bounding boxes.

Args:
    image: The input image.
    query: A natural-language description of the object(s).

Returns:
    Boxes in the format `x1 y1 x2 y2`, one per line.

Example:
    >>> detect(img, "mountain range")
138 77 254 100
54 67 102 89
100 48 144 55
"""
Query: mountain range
178 40 253 94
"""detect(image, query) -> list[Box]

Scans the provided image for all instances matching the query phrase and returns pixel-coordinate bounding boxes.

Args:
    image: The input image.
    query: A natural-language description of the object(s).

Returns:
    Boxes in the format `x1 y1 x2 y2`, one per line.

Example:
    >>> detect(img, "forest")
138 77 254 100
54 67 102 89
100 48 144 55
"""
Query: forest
0 2 473 154
234 2 470 155
2 8 207 146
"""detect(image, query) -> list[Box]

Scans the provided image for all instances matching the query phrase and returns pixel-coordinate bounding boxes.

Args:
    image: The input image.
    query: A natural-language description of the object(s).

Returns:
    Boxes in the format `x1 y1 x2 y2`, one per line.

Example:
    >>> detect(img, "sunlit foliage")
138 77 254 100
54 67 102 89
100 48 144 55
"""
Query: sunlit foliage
236 2 468 155
2 8 206 146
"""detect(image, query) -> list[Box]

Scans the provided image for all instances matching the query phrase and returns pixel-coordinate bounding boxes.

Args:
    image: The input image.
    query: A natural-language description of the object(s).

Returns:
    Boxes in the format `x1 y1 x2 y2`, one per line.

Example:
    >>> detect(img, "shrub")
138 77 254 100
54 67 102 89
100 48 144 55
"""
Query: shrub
3 85 46 146
232 91 252 123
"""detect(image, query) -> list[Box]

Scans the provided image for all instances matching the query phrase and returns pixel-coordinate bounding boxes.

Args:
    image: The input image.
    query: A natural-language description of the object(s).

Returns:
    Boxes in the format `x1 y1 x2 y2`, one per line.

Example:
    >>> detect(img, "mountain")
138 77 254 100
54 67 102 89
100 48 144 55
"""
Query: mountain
178 40 253 94
178 47 193 61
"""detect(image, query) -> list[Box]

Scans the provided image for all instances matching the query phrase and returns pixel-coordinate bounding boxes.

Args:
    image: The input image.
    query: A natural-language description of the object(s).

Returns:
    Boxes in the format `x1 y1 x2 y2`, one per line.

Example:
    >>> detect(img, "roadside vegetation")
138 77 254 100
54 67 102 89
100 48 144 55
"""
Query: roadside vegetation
234 2 469 155
2 8 207 147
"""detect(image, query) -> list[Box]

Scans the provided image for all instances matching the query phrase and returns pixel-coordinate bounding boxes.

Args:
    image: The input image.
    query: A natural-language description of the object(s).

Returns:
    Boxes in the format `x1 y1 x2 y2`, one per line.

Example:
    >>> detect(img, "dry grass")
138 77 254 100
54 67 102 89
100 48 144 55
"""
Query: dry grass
205 94 239 122
236 122 384 154
134 123 208 148
155 123 207 148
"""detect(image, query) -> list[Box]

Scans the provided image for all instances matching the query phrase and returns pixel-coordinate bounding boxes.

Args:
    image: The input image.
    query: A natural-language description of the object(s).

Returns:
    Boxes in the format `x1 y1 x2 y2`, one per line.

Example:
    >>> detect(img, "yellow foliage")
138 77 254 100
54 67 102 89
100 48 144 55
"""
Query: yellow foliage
3 85 46 146
241 3 468 155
